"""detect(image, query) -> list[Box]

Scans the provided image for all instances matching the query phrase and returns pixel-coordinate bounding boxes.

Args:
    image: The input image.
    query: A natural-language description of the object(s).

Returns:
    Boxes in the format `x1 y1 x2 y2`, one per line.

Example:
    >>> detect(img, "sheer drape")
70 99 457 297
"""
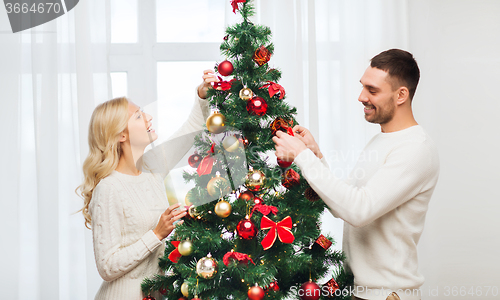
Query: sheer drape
1 1 410 299
0 1 111 299
255 0 409 253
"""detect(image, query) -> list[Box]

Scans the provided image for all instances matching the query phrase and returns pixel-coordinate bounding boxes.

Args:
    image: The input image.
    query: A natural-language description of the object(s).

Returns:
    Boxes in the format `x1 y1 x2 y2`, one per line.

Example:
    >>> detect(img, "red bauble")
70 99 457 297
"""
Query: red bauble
143 297 155 300
188 153 202 168
246 97 268 116
159 287 168 295
253 196 263 205
236 218 257 239
299 281 321 300
191 298 201 300
218 60 234 76
265 281 280 292
277 158 292 168
248 285 265 300
238 191 254 201
282 169 300 189
178 298 188 300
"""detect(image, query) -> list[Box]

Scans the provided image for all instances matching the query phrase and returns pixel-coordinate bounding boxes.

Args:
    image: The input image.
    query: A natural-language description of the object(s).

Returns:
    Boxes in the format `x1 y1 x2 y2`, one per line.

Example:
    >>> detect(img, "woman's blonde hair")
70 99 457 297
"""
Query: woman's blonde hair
75 97 129 229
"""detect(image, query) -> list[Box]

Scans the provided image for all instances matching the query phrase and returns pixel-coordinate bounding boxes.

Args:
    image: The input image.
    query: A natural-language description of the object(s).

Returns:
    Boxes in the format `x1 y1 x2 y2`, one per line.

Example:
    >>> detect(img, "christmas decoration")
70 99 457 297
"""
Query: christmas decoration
260 216 295 250
252 203 278 216
323 278 340 297
277 158 292 168
181 281 189 297
168 241 182 263
188 205 199 218
218 60 234 76
238 135 249 148
239 87 253 100
238 190 254 201
282 169 300 189
261 81 286 99
222 135 241 152
248 285 265 300
178 239 194 256
246 97 268 116
245 168 265 192
253 45 271 66
206 111 226 134
270 117 294 136
143 296 155 300
236 218 257 239
253 196 263 205
265 281 280 292
159 287 168 295
188 153 202 168
299 281 321 300
196 255 218 279
230 0 246 13
141 1 352 298
312 234 332 251
304 186 320 202
223 251 255 266
197 143 216 176
207 172 230 198
214 200 232 218
192 297 201 300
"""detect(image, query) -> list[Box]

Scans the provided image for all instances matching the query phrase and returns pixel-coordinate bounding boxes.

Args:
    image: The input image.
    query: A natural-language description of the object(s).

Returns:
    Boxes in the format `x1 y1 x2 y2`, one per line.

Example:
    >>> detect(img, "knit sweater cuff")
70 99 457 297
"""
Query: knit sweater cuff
294 148 319 170
141 230 163 252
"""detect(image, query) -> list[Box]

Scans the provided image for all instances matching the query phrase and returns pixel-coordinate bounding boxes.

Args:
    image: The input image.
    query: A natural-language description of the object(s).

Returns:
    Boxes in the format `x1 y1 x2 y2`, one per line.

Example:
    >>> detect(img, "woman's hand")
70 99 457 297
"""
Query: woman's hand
153 203 187 240
197 70 220 99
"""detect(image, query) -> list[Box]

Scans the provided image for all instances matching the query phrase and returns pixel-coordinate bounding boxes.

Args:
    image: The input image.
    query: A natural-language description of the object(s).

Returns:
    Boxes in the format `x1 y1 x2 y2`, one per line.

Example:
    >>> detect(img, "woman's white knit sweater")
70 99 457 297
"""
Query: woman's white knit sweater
88 95 209 300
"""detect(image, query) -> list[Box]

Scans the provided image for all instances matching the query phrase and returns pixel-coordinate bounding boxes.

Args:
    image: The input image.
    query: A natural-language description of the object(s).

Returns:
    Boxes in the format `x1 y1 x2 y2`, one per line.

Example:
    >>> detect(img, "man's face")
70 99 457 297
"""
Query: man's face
358 67 398 125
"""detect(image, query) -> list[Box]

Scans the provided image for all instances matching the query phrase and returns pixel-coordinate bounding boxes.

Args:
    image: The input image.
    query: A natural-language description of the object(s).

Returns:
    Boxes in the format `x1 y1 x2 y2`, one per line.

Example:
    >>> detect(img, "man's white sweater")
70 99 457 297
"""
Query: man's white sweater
294 125 440 300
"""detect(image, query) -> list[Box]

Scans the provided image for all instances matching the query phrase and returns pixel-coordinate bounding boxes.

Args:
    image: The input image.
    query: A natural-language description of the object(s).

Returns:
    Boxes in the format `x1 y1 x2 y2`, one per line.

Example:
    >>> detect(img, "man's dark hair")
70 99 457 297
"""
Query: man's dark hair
370 49 420 100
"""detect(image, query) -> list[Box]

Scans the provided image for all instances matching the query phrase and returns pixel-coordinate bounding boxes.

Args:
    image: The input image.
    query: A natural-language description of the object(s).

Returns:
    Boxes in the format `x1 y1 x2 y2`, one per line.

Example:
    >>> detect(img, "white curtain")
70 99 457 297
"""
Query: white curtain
0 0 110 299
0 0 410 299
255 0 409 253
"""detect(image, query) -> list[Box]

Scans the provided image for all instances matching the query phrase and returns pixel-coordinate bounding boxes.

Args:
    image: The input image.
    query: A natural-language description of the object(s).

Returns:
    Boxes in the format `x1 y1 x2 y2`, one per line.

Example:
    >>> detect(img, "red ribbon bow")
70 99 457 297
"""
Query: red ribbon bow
251 203 278 217
260 81 285 100
260 216 295 250
212 76 236 91
230 0 246 13
168 241 182 263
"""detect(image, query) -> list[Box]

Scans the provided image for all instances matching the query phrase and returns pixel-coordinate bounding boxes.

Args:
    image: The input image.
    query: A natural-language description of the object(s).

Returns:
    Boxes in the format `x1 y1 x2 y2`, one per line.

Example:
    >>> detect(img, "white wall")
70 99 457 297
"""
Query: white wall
409 1 500 298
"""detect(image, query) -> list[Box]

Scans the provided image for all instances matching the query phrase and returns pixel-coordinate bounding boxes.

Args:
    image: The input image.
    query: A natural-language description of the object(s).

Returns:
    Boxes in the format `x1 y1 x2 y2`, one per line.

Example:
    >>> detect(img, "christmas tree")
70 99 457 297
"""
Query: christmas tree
142 1 352 299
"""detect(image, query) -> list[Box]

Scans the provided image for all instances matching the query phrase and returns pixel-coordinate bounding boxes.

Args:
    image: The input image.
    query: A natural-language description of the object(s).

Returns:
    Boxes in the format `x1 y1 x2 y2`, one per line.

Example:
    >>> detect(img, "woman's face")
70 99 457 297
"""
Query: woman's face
126 101 157 148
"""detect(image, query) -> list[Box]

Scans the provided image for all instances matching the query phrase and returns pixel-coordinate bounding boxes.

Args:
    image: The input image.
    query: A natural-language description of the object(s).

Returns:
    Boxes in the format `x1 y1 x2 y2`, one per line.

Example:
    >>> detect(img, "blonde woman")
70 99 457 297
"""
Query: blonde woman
77 71 218 300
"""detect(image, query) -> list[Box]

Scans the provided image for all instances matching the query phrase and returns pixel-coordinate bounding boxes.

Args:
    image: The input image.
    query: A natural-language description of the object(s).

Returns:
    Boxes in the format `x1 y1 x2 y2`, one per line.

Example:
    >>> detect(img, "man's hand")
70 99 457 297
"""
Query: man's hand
292 125 323 159
197 70 220 99
272 131 308 162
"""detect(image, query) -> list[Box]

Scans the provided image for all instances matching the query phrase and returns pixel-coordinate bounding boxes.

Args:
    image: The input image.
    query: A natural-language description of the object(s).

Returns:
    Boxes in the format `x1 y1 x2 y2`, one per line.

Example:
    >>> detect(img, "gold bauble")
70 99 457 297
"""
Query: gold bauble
214 200 232 218
239 87 254 100
245 169 266 192
222 135 241 152
196 255 218 279
188 205 199 218
181 281 189 297
206 112 226 134
185 188 196 206
178 239 193 256
207 175 230 198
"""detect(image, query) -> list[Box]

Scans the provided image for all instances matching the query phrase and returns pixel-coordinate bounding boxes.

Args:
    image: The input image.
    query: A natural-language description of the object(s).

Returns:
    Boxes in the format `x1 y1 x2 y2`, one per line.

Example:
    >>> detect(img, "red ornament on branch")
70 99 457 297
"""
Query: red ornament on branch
197 143 216 176
261 81 285 99
218 60 234 76
323 278 340 297
270 117 294 136
260 215 295 250
223 251 255 266
212 76 236 91
251 203 278 216
265 281 280 292
282 169 300 188
253 45 271 66
246 96 268 116
313 234 333 251
188 153 202 168
238 190 254 201
237 218 257 239
299 281 321 300
230 0 246 13
248 285 265 300
277 158 292 168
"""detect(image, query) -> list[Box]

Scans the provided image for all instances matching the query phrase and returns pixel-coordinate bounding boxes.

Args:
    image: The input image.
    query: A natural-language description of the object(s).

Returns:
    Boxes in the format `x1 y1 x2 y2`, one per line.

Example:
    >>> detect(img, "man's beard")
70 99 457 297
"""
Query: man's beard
365 99 395 125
